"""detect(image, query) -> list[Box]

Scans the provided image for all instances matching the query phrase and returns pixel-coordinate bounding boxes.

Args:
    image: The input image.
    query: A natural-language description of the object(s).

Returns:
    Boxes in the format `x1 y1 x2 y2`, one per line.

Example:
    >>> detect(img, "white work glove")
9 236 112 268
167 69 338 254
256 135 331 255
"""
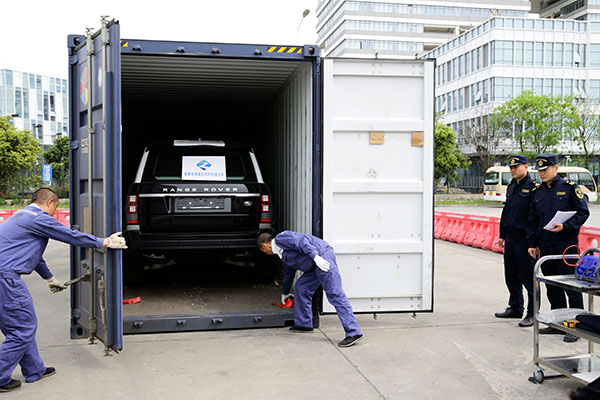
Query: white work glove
281 293 294 305
47 277 66 293
314 255 330 272
106 232 128 249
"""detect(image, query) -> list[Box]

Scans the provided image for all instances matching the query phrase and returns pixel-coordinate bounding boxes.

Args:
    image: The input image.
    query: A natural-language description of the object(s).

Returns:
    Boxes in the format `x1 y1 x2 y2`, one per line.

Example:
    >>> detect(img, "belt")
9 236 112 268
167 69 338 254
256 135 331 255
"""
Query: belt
0 272 21 279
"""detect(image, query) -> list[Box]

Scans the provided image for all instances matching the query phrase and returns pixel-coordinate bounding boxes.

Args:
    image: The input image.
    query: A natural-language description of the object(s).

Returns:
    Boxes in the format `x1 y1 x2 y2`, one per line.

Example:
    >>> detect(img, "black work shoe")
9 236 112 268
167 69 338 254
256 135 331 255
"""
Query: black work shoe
338 334 363 347
289 326 313 333
538 327 563 335
569 387 591 400
564 333 580 343
30 367 56 383
494 308 522 319
519 316 534 327
0 379 21 392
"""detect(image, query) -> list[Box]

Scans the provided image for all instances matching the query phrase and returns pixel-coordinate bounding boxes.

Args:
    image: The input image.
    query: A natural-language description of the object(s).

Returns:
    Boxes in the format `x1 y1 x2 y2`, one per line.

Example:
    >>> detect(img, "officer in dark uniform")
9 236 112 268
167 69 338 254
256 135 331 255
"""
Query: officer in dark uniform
495 155 539 327
526 153 589 343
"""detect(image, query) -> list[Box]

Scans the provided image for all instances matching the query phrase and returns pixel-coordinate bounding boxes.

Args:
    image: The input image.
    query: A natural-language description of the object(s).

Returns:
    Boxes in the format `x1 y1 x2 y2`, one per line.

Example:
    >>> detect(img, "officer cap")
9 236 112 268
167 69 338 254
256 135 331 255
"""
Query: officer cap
507 155 528 167
534 153 559 170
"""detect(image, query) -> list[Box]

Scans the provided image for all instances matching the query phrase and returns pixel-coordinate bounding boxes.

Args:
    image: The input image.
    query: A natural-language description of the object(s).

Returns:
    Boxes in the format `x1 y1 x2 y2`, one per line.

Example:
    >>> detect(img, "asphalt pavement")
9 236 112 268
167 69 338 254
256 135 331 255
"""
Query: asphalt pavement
0 239 594 399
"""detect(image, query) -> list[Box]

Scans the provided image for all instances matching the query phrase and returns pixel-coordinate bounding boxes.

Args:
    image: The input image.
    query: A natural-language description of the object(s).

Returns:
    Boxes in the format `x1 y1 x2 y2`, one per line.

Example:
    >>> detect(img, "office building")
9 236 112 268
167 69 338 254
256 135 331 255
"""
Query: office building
533 0 600 21
0 69 68 147
316 0 530 59
424 17 600 156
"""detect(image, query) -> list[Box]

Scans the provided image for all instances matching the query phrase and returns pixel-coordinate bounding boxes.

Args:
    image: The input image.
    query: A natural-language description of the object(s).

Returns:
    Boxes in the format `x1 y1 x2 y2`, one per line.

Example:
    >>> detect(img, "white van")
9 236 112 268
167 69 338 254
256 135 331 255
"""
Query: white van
483 166 597 202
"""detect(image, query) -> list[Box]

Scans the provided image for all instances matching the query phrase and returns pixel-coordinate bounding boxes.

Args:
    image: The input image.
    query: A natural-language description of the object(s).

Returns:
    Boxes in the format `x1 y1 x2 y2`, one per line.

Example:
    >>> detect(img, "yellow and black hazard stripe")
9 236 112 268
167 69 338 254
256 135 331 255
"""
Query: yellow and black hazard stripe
267 46 303 54
121 40 129 47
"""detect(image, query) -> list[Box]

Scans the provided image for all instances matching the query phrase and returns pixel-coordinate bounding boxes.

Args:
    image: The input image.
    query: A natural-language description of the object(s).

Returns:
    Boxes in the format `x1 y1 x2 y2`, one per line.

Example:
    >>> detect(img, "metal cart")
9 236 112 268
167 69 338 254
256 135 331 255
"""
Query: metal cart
531 254 600 384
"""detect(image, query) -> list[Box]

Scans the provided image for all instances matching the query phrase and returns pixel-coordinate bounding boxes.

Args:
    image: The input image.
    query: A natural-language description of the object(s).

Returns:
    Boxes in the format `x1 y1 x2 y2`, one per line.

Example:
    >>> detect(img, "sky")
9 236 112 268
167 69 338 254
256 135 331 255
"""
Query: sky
0 0 318 79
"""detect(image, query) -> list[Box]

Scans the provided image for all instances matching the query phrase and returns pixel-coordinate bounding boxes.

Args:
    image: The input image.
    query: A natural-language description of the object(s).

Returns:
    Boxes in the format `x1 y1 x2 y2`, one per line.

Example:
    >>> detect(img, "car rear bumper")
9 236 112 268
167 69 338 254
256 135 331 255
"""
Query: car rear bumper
124 231 260 250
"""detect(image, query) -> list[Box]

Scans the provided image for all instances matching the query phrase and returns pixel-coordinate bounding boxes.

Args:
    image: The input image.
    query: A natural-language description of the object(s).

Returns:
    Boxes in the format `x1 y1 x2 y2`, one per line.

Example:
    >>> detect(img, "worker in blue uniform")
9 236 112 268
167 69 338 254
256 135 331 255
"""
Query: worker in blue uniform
0 188 127 392
495 155 539 328
526 154 589 343
258 231 363 347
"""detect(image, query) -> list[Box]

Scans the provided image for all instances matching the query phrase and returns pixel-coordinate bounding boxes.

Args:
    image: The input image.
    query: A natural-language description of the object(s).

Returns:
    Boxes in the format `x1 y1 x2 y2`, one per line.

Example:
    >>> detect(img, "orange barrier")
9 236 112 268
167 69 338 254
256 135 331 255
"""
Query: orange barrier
436 211 600 256
579 226 600 251
440 213 469 244
55 209 70 226
463 214 485 247
470 215 497 251
0 209 15 225
434 211 446 239
490 217 505 254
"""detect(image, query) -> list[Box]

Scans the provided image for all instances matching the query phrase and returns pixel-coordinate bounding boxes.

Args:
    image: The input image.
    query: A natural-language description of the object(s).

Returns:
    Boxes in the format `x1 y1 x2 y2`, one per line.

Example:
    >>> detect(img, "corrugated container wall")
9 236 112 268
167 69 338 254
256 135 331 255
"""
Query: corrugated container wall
263 63 313 234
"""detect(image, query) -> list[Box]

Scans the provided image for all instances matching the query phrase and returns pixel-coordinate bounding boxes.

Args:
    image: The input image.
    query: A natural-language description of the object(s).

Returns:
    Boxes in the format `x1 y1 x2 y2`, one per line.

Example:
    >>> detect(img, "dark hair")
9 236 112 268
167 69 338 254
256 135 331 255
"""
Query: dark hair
257 232 273 248
31 187 59 205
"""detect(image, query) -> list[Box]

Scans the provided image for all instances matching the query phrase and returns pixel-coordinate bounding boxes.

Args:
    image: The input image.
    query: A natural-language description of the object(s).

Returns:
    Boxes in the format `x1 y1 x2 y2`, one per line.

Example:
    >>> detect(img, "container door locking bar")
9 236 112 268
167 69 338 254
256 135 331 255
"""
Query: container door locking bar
64 274 91 287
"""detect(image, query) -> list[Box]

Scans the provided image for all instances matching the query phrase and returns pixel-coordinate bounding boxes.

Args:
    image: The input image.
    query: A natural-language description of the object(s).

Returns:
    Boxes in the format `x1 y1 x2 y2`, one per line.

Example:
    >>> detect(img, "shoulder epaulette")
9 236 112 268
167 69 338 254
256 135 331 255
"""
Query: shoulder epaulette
566 180 575 186
531 182 540 191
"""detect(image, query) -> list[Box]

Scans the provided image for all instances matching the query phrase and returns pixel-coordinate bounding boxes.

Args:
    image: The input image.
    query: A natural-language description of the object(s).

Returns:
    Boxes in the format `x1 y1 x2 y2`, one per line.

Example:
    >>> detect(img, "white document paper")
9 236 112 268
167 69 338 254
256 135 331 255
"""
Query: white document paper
543 211 576 230
181 156 226 181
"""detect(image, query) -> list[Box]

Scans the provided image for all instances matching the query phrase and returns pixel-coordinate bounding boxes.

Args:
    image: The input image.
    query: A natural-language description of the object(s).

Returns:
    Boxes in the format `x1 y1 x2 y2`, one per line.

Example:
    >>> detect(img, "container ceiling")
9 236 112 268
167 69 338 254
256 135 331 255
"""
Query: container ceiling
121 55 303 103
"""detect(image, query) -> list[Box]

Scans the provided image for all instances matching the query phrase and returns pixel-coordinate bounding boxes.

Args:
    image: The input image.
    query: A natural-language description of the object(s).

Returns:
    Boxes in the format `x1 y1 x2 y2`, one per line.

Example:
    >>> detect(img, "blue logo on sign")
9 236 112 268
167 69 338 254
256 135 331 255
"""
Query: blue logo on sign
196 160 212 170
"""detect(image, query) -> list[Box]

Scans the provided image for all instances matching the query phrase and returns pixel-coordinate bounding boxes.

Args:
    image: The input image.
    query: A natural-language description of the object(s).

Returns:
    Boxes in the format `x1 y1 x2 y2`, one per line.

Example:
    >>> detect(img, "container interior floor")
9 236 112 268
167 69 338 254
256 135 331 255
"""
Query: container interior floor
123 257 286 316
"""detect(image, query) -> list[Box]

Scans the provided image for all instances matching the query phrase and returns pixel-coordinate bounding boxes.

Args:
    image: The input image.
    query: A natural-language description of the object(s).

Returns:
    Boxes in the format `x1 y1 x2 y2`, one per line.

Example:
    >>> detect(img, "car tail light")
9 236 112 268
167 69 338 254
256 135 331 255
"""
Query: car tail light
127 195 139 224
261 195 270 213
496 192 501 196
261 194 271 223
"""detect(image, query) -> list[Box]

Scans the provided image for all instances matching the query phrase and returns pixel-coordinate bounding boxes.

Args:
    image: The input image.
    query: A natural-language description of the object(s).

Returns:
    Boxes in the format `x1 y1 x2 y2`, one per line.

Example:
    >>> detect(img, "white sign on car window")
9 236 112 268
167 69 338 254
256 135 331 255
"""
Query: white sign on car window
181 156 227 181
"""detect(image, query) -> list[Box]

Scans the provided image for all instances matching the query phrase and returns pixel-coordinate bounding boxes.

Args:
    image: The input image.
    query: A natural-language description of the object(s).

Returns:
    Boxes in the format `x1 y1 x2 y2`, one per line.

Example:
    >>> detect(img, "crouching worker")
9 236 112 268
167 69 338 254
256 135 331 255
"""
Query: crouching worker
0 188 127 392
258 231 363 347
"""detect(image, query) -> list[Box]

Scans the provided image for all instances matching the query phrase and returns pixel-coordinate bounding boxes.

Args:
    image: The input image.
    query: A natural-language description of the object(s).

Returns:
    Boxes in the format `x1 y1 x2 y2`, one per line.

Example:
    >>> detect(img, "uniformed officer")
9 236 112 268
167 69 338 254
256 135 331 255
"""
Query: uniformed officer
258 231 363 347
526 154 589 343
495 155 539 327
0 188 127 392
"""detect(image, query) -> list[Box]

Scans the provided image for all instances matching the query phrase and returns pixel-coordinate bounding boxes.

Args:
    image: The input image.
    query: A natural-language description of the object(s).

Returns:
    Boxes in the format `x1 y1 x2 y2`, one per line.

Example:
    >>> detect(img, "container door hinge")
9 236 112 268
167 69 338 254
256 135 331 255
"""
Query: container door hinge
69 56 78 65
70 140 80 150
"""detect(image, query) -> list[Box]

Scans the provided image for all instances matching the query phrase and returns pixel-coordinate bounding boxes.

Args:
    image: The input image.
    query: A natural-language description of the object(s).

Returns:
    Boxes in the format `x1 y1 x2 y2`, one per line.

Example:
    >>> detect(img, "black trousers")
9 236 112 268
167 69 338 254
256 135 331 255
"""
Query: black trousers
504 233 535 317
539 241 583 310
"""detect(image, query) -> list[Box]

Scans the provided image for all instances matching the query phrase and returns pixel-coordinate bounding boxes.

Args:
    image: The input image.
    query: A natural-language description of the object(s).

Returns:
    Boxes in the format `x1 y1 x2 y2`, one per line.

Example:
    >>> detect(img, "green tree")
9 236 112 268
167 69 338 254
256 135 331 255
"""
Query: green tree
435 123 471 187
490 92 580 159
572 99 600 168
0 117 40 196
42 136 70 189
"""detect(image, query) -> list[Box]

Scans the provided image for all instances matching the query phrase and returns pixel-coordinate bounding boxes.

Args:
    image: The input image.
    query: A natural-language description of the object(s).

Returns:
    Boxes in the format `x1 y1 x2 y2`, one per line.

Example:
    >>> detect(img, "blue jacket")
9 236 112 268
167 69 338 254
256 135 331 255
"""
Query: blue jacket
275 231 332 294
0 206 104 279
526 175 590 248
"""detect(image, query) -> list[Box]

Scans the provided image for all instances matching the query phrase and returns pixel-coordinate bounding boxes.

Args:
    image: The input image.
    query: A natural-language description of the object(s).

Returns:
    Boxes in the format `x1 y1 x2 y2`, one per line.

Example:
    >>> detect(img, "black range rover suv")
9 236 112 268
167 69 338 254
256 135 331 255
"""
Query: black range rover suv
124 140 273 253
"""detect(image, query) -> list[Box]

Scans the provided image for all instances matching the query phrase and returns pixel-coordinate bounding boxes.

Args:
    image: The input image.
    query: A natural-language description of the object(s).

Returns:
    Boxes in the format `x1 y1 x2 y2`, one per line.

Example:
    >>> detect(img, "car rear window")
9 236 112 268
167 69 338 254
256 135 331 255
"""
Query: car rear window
143 147 257 182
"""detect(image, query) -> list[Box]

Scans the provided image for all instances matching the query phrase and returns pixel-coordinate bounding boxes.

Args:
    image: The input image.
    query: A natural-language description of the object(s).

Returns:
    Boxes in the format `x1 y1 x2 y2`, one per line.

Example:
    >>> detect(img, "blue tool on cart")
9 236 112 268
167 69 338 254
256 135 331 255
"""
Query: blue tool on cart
573 248 600 283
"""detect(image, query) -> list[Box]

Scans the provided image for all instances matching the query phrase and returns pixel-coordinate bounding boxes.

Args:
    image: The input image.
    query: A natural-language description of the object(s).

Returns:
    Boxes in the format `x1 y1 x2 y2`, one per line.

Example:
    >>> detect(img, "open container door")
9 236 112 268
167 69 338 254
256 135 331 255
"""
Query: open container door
321 58 434 314
67 18 123 352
